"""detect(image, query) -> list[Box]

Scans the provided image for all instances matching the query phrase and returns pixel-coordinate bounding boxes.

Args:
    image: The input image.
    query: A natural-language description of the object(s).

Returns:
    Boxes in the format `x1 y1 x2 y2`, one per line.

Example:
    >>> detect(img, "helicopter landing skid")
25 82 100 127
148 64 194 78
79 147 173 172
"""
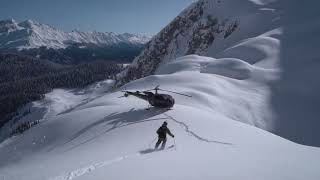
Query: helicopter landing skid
145 107 172 111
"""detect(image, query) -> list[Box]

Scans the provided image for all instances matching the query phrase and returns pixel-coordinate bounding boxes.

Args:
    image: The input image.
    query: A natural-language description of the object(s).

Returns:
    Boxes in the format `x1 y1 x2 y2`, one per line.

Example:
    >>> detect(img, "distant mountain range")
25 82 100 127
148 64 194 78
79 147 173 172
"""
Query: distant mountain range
0 19 150 50
0 19 151 64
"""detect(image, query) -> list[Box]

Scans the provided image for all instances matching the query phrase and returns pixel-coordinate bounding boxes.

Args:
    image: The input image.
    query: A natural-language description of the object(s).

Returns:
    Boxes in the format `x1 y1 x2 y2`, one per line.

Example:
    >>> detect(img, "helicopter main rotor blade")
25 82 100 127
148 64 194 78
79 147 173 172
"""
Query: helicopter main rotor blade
158 88 192 97
144 89 154 91
144 85 160 92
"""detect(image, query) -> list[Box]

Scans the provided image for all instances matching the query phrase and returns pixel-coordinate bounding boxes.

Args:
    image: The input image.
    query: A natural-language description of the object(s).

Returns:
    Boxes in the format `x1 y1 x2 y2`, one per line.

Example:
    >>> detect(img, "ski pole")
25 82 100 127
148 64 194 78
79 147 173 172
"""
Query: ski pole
148 137 157 148
173 138 177 151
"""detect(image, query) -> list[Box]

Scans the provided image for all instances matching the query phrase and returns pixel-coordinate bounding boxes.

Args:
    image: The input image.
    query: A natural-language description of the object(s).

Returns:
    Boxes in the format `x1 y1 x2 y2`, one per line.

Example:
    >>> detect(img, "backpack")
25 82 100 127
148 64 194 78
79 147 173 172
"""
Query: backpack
157 126 167 137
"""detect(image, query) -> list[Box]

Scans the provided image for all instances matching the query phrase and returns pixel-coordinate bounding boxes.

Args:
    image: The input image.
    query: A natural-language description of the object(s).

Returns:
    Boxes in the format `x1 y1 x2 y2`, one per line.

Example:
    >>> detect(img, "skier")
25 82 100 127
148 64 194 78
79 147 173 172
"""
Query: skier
155 121 174 149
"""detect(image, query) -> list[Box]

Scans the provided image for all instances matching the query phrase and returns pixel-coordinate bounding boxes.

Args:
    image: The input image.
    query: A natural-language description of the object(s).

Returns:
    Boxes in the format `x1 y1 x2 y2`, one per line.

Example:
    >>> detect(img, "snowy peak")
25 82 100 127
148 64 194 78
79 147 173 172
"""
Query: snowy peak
0 19 151 50
119 0 241 84
0 19 21 33
18 19 42 29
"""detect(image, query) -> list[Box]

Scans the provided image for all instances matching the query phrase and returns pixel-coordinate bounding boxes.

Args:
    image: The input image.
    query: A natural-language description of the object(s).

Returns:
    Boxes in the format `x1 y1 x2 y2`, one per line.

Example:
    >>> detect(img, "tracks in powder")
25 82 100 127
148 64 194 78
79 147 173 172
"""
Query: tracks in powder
48 153 139 180
163 113 232 145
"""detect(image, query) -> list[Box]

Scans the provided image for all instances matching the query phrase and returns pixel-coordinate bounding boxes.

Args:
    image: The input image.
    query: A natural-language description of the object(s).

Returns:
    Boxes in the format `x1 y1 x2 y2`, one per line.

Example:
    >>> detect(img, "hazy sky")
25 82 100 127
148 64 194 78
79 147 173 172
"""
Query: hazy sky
0 0 194 35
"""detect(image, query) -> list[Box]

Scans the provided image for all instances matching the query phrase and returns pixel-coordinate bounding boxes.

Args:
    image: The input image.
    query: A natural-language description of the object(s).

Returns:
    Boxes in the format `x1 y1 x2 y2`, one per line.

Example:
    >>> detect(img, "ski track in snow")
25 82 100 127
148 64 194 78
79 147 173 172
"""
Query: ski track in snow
48 112 231 180
163 113 232 145
48 145 176 180
48 154 139 180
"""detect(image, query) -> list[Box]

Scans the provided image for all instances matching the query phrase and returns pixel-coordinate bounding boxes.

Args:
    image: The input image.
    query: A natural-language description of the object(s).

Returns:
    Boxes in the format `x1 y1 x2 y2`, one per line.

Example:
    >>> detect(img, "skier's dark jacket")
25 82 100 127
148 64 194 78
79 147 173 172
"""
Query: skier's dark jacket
157 125 174 139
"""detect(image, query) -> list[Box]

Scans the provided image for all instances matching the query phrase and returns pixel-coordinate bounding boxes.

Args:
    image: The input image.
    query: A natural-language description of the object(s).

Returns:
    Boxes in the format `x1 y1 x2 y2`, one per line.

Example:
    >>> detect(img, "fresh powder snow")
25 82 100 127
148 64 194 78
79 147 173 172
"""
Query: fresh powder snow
0 54 319 180
1 0 320 180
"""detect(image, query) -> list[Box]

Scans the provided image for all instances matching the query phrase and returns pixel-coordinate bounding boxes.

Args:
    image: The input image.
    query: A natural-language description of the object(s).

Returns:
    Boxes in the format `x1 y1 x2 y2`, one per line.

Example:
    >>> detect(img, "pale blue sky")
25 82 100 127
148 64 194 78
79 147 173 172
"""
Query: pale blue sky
0 0 194 35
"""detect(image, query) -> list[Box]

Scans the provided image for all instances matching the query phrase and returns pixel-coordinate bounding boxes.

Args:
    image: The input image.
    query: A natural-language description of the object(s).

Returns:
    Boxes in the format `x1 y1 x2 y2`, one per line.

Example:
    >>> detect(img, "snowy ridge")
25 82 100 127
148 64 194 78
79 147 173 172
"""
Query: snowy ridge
0 19 150 50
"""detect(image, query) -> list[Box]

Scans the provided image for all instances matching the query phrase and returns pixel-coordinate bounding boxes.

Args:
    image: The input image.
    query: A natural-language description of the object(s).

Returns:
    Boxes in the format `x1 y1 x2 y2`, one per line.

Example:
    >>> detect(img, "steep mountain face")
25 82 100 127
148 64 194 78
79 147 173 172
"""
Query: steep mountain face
119 0 280 84
0 19 150 50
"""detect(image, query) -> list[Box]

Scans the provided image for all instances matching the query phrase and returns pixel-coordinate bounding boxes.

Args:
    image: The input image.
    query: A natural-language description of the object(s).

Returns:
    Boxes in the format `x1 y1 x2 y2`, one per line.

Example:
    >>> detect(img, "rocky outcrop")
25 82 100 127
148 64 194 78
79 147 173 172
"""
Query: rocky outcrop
118 0 239 85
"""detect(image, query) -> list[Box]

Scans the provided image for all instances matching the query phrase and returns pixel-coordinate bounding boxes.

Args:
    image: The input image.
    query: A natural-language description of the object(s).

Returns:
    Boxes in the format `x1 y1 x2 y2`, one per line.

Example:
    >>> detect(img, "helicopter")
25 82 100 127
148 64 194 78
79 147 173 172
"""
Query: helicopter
119 85 192 109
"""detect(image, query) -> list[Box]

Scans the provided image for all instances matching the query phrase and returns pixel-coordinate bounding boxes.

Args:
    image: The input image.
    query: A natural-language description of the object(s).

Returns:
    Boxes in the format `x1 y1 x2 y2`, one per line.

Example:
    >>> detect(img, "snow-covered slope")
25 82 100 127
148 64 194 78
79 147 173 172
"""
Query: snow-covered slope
0 55 320 180
0 19 150 50
1 0 320 179
119 0 320 146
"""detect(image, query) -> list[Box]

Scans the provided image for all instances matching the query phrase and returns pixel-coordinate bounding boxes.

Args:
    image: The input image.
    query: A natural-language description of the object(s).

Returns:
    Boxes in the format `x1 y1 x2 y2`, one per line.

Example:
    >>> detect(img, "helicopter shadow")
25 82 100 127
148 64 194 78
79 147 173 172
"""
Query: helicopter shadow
61 107 170 152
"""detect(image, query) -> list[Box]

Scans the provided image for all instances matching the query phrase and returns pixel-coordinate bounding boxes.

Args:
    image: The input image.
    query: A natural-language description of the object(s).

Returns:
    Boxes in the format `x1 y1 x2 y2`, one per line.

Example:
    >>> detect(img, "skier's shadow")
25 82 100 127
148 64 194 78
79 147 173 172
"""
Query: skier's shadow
139 145 175 155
